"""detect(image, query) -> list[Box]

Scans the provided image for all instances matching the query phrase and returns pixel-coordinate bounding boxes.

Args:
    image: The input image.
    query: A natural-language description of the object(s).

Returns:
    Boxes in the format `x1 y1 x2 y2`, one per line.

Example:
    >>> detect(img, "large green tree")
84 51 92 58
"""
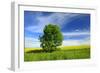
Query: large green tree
39 24 63 52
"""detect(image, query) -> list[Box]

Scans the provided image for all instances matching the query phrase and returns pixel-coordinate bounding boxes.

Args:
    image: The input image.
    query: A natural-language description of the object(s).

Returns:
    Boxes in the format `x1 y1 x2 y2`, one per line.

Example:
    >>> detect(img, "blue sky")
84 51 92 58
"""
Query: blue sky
24 11 90 48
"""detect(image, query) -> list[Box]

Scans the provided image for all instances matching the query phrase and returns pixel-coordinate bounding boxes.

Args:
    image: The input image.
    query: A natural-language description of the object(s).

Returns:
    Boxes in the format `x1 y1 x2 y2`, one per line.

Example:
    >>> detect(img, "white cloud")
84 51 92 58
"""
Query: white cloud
62 38 90 46
25 37 40 48
62 40 80 46
79 37 90 45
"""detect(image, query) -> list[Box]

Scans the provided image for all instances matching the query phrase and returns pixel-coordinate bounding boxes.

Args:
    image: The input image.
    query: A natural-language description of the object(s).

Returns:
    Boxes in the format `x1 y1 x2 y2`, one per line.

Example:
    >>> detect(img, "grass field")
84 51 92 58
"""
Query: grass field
24 45 90 61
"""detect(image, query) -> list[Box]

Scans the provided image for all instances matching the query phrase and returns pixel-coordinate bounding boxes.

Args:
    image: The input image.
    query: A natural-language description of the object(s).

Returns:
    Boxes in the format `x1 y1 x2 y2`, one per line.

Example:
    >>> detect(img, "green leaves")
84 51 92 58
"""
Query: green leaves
39 24 63 52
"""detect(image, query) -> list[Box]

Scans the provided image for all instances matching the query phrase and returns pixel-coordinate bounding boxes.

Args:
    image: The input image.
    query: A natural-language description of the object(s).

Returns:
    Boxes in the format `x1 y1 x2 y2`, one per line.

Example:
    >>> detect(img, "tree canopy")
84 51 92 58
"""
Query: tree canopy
39 24 63 52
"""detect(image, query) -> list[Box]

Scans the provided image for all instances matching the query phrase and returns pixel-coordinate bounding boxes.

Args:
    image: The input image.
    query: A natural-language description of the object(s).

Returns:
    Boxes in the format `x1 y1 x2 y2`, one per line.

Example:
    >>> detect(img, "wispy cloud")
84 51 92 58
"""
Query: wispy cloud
25 12 80 33
62 31 90 36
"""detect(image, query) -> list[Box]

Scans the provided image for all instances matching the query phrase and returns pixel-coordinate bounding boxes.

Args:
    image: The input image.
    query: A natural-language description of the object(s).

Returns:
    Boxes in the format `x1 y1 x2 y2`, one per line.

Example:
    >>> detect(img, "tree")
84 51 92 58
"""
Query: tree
39 24 63 52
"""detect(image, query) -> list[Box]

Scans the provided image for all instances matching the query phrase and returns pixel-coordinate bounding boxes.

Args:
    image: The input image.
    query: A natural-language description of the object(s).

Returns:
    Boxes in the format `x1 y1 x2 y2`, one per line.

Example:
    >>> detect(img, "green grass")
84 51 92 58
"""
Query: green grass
24 45 90 61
